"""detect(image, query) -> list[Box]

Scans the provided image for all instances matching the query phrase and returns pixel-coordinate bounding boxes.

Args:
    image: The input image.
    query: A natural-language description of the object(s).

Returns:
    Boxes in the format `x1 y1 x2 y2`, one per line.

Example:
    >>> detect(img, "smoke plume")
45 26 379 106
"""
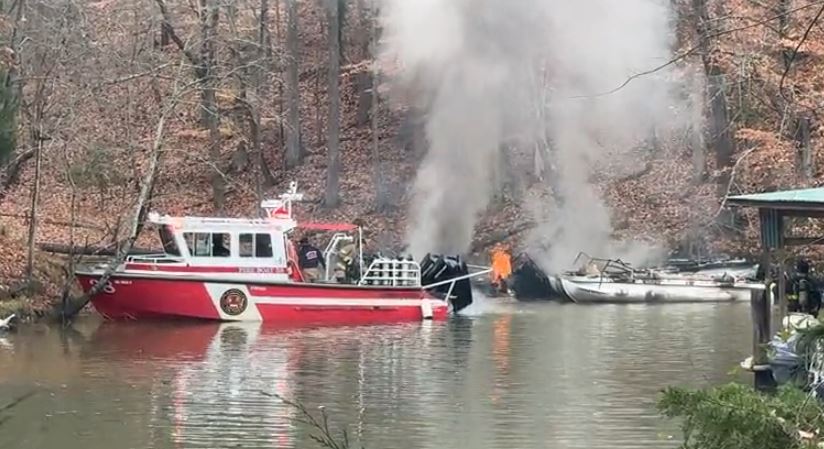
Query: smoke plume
380 0 691 269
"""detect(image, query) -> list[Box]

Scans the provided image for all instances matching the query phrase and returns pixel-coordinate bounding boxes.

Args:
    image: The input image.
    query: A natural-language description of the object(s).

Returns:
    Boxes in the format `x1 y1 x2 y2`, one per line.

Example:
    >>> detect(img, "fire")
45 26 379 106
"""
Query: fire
490 244 512 283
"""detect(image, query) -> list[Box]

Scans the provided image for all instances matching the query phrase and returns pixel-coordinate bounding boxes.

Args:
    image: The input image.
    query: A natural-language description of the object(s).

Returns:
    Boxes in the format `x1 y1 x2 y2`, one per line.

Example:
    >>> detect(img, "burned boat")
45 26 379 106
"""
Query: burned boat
555 254 761 304
509 253 558 300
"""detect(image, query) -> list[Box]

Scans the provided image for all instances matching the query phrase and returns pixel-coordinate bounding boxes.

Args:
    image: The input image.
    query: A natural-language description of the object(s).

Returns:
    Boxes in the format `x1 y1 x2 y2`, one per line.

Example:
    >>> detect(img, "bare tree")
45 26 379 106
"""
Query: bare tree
777 0 790 41
682 67 706 185
226 0 276 201
693 0 735 189
18 1 73 288
155 0 225 211
324 0 341 207
284 0 302 169
795 113 814 180
256 0 276 189
369 4 389 210
201 0 224 211
0 0 26 196
354 0 370 61
23 96 43 284
769 1 815 181
61 61 193 320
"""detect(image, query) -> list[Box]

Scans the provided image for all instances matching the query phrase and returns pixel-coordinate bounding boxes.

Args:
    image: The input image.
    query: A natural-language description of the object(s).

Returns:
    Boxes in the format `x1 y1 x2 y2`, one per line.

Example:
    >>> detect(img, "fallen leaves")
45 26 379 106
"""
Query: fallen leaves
5 0 824 305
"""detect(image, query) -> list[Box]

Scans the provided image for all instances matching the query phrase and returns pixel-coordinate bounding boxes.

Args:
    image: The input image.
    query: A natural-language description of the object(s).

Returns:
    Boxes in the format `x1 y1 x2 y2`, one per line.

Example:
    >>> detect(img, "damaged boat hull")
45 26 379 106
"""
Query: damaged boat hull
558 276 757 304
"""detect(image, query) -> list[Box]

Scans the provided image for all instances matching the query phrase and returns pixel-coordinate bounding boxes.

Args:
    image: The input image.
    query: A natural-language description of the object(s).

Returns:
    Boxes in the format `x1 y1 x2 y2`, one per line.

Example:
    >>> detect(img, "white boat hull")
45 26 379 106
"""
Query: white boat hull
559 276 757 304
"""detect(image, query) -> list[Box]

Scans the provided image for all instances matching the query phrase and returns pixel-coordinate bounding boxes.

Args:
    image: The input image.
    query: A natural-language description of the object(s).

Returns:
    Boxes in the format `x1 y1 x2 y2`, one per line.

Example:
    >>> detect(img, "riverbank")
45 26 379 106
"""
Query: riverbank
0 232 87 321
2 0 805 309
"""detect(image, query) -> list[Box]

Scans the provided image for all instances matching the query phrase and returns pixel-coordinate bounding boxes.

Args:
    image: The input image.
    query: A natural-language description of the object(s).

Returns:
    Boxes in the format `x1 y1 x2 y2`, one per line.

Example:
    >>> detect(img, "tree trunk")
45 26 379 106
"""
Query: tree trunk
153 0 225 208
1 0 24 165
796 113 814 181
693 0 735 188
778 0 793 70
706 71 734 172
270 0 285 149
257 0 275 188
24 129 42 283
160 21 172 47
370 3 388 210
355 0 369 60
532 143 544 182
689 79 706 184
284 0 301 169
274 0 282 42
314 18 323 147
325 0 341 208
354 70 371 126
60 64 187 320
337 0 346 63
199 0 224 211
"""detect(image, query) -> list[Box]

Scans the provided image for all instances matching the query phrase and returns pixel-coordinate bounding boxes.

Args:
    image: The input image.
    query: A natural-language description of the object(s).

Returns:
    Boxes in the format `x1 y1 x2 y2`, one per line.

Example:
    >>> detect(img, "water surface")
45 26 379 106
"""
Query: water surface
0 299 751 449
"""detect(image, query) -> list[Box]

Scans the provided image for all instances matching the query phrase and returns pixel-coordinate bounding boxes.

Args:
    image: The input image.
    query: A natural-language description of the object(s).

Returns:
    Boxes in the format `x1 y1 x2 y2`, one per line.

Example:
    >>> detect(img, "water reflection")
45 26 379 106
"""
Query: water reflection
0 303 752 449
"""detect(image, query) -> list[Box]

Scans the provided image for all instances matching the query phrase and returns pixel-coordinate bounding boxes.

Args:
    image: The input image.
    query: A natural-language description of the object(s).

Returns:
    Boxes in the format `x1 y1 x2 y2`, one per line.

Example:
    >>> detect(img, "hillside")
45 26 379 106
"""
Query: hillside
1 0 824 314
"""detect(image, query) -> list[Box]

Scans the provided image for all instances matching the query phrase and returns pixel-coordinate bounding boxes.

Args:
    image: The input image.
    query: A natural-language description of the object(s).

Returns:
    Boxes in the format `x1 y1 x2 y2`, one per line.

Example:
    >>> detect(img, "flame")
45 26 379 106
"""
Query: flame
490 245 512 282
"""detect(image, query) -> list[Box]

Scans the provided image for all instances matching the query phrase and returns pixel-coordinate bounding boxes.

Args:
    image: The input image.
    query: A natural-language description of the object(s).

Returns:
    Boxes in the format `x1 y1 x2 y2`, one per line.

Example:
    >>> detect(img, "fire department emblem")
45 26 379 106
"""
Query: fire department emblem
219 289 248 316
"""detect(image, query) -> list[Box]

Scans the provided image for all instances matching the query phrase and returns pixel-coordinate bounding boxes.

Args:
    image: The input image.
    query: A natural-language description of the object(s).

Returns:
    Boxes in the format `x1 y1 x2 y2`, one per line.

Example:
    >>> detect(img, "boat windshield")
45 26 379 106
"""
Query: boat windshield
159 225 181 256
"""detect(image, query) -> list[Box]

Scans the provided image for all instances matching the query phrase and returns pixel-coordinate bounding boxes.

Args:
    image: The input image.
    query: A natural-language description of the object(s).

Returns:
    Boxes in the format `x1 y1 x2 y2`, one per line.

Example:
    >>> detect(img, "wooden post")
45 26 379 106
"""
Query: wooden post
777 254 788 329
751 286 776 391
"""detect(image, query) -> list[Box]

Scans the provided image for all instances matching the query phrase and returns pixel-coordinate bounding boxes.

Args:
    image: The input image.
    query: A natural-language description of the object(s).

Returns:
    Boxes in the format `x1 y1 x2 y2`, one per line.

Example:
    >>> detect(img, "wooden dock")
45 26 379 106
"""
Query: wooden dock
726 187 824 390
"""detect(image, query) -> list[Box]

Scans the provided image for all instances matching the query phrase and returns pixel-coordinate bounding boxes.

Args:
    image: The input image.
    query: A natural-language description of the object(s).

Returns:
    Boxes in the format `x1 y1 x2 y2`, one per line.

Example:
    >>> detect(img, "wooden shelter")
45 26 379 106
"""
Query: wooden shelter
727 186 824 390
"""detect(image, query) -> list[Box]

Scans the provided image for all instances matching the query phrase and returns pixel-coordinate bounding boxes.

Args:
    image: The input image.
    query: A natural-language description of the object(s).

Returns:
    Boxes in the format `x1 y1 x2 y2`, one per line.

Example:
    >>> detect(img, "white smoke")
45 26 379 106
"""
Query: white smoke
380 0 692 268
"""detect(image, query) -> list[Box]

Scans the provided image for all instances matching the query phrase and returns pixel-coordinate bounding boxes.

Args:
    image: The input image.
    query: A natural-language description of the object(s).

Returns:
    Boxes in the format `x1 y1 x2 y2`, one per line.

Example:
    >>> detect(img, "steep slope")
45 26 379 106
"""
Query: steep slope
1 0 824 312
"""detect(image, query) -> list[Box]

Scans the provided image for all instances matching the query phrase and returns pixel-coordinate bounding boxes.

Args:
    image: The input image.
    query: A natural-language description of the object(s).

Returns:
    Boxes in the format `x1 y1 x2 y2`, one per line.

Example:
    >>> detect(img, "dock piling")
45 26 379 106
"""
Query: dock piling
751 287 776 391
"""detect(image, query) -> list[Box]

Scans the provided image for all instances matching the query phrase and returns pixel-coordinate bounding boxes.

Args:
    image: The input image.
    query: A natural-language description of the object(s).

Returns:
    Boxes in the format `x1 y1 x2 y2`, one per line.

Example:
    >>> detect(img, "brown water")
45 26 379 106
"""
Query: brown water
0 299 751 449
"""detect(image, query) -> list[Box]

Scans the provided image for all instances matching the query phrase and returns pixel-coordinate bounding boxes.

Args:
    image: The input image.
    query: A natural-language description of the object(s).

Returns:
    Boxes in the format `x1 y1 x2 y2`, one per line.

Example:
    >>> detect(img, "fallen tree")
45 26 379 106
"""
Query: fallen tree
38 243 160 257
0 148 33 203
58 60 192 321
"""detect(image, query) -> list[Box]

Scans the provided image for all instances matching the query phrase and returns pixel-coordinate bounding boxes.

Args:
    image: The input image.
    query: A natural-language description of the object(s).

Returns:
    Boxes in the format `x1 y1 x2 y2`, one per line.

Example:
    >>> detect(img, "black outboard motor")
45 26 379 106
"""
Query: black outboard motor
420 253 473 313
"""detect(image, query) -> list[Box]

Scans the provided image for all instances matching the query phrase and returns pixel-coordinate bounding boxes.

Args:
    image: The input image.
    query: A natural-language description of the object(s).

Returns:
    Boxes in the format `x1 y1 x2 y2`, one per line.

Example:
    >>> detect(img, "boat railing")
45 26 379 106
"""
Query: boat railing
323 232 355 280
358 258 422 287
125 254 187 264
573 252 634 275
422 265 492 312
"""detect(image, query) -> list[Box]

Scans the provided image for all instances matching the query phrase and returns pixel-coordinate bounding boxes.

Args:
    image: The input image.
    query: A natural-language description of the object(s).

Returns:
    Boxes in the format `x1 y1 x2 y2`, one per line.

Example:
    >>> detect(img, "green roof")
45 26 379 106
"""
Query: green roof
727 187 824 210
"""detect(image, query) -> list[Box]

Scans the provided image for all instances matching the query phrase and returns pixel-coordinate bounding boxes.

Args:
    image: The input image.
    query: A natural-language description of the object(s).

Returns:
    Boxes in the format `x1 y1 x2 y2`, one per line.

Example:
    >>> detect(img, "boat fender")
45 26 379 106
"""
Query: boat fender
420 300 434 320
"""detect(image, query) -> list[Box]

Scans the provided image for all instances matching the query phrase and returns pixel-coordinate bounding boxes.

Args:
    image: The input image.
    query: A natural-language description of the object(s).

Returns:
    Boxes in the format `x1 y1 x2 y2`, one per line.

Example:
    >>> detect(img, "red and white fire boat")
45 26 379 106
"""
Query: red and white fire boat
76 182 486 324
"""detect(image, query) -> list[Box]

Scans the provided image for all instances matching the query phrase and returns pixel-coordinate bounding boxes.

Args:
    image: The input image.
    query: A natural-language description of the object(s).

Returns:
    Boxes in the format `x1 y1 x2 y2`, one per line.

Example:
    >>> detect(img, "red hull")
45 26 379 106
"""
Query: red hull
76 274 448 324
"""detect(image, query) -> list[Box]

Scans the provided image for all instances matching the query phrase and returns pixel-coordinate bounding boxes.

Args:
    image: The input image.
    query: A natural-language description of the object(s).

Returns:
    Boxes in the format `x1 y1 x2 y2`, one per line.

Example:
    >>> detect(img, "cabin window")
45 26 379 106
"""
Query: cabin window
239 233 273 258
159 225 180 256
183 232 231 257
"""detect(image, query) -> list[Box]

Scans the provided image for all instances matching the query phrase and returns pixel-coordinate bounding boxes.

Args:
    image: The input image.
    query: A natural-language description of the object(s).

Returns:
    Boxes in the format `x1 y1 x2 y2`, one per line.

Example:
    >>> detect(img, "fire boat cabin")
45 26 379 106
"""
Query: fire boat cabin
130 214 297 282
74 182 485 323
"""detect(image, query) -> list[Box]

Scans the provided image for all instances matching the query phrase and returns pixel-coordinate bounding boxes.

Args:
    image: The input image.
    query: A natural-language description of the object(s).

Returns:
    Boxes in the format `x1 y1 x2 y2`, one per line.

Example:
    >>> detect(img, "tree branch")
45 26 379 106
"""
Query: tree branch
704 145 759 226
60 58 192 320
154 0 201 66
574 0 824 99
103 63 173 86
778 3 824 104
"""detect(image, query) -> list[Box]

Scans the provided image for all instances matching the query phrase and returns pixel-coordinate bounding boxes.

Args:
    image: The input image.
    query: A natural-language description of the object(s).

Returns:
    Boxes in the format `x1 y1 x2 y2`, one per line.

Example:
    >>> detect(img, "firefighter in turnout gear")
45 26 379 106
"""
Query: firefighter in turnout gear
298 237 325 282
334 219 367 283
333 241 357 283
787 259 821 317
